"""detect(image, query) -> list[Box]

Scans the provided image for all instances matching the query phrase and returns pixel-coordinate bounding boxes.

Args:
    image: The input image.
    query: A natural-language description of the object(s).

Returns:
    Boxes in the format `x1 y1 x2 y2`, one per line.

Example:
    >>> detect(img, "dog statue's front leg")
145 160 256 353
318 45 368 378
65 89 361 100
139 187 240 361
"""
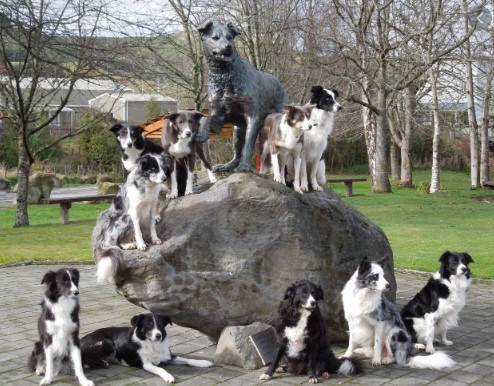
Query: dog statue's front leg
214 125 243 172
238 117 260 172
142 362 174 383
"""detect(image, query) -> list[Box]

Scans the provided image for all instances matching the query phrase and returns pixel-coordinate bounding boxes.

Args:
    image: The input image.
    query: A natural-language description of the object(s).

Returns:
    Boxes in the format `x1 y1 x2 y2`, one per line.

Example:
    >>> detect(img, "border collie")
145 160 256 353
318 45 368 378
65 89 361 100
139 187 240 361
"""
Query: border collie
28 269 94 386
161 110 217 198
401 251 474 354
300 86 342 192
340 256 455 369
260 280 361 383
258 105 314 194
110 123 165 172
81 313 213 383
93 153 171 283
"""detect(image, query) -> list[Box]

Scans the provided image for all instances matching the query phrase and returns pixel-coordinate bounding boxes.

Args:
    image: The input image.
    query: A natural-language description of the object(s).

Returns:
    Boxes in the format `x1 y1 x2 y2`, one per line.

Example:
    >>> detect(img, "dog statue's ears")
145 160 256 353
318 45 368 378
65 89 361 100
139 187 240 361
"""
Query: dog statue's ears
226 22 241 37
376 254 389 266
197 20 214 35
41 270 57 285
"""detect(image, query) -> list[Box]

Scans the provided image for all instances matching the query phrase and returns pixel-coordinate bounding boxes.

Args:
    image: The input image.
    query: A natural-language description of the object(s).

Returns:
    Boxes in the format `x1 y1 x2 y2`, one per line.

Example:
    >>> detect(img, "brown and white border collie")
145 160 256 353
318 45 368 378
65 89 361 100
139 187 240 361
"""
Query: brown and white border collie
258 105 314 194
161 110 217 198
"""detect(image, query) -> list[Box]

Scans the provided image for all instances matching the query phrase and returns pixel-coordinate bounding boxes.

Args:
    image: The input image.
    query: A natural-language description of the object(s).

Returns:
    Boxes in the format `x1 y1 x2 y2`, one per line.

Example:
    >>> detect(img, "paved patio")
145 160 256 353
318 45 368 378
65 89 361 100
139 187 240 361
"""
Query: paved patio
0 264 492 385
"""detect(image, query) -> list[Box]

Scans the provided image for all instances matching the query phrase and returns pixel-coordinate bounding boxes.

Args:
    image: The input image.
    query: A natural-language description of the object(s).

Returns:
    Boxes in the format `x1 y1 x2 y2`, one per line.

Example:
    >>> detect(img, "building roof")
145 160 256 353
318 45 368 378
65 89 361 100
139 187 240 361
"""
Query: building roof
88 92 177 104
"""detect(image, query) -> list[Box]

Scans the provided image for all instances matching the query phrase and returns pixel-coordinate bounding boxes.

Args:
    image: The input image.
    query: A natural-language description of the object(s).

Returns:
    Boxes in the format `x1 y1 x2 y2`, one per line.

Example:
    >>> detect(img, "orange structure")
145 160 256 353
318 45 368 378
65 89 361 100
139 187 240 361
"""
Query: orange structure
141 109 234 140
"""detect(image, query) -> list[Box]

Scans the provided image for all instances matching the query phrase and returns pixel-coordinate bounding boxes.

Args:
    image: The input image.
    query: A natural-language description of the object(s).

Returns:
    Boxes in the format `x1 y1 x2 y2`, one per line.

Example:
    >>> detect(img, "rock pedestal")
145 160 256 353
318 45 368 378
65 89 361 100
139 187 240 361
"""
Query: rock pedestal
94 173 395 342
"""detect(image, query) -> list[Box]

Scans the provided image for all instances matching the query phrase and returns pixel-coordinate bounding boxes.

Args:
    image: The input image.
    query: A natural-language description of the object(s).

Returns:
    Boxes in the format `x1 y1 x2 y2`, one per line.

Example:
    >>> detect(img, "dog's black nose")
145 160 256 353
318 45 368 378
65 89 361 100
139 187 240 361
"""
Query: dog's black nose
461 266 467 273
127 143 132 148
385 283 390 290
156 332 162 340
73 290 79 296
310 300 316 307
337 105 343 112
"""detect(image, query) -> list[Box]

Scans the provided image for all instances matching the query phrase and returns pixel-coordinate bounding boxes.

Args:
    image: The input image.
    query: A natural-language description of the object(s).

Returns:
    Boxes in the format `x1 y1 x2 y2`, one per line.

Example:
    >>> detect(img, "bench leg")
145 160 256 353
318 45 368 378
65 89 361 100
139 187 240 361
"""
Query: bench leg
344 182 353 197
60 203 71 225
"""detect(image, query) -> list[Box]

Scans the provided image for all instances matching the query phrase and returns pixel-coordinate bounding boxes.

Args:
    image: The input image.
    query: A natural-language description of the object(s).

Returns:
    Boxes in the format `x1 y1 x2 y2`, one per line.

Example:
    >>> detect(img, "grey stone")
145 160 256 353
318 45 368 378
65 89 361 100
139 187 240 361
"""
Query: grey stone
0 178 10 191
214 322 274 370
94 173 395 342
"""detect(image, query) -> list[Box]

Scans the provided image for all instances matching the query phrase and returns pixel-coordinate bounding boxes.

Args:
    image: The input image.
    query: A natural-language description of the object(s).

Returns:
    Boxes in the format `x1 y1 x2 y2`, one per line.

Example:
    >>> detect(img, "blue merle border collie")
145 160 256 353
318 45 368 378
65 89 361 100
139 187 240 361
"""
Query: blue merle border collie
260 280 361 384
401 251 474 354
341 256 455 369
28 268 94 386
92 153 171 283
80 313 213 383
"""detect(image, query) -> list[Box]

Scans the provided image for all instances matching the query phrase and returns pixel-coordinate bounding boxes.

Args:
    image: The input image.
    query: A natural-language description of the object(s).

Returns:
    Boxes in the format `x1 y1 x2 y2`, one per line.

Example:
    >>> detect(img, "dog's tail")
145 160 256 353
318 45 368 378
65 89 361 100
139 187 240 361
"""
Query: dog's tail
406 351 455 369
95 246 123 284
336 357 363 376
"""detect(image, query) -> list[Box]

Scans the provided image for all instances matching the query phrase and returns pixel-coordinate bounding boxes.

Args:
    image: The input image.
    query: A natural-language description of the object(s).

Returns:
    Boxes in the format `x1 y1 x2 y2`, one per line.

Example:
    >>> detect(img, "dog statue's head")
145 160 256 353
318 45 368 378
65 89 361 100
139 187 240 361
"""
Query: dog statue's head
197 20 241 64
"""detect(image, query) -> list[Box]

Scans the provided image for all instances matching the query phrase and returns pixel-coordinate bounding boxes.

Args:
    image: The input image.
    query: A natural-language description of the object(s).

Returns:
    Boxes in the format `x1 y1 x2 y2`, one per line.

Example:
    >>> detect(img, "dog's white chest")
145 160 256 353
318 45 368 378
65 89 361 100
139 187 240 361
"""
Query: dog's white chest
169 138 191 159
44 297 78 356
279 123 302 150
284 311 310 357
137 337 173 365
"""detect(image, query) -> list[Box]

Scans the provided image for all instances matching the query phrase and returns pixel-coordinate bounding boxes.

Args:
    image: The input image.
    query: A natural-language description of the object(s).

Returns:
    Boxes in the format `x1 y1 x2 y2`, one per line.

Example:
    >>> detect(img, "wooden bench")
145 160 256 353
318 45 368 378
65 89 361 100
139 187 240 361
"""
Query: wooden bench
482 180 494 188
327 178 367 197
43 194 115 224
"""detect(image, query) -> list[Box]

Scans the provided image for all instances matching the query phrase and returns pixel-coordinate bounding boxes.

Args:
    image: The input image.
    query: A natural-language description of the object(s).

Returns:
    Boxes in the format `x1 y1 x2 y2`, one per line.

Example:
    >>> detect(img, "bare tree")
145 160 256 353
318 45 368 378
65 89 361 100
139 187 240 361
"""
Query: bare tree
0 0 136 227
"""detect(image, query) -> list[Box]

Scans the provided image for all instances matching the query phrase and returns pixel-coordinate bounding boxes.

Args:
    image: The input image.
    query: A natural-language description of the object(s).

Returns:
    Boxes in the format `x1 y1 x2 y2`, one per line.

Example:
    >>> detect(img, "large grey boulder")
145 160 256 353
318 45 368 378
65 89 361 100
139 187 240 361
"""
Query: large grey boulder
96 173 395 342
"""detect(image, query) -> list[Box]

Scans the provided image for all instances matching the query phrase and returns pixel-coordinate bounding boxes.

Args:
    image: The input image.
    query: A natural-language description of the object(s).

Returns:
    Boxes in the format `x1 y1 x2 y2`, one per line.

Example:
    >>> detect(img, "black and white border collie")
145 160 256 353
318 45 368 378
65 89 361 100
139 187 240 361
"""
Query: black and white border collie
401 251 474 354
300 86 342 192
110 123 165 172
93 153 171 283
341 256 455 369
28 269 94 386
258 105 314 194
81 313 213 383
161 110 217 198
260 280 361 384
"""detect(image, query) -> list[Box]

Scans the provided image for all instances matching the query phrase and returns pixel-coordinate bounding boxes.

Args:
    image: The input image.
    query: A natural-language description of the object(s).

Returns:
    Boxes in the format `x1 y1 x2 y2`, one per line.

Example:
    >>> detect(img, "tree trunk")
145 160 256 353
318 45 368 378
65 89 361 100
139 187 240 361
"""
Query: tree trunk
390 141 400 180
430 66 441 193
480 47 493 184
14 136 31 228
362 104 377 186
400 85 415 187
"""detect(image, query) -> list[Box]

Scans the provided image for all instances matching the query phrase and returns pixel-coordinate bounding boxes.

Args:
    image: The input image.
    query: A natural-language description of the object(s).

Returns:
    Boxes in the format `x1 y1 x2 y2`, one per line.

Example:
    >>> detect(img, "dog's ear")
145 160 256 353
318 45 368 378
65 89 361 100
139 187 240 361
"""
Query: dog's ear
226 21 241 37
358 256 371 275
461 252 474 265
330 88 340 99
69 268 80 285
109 124 123 135
41 270 56 285
136 126 144 136
165 112 179 123
315 284 324 301
377 254 388 266
193 111 205 122
310 85 324 96
283 283 296 300
439 251 452 263
139 154 150 169
130 314 145 328
197 20 214 36
156 314 173 327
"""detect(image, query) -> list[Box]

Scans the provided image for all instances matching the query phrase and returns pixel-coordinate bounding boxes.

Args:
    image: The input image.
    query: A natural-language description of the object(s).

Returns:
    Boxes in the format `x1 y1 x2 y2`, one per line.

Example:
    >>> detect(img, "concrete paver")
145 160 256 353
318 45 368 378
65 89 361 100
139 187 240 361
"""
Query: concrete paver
0 264 492 385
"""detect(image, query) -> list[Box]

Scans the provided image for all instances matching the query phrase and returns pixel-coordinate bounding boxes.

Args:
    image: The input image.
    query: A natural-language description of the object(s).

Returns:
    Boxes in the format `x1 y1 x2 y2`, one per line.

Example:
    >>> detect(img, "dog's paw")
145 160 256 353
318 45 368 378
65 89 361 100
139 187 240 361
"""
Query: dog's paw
195 360 213 367
259 374 271 381
312 184 323 192
275 366 286 373
382 357 395 365
426 345 436 354
152 238 162 245
273 175 282 184
39 377 52 386
154 214 161 223
322 372 330 379
441 340 454 346
184 190 194 196
137 242 147 251
294 187 304 195
414 343 426 350
161 373 175 383
167 191 178 199
308 376 319 384
79 379 94 386
371 358 382 367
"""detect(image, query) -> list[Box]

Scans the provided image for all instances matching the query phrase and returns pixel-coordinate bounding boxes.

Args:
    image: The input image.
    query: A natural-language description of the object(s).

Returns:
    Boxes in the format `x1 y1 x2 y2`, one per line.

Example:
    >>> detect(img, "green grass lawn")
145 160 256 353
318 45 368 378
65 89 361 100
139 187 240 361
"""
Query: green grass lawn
331 169 493 279
0 170 492 279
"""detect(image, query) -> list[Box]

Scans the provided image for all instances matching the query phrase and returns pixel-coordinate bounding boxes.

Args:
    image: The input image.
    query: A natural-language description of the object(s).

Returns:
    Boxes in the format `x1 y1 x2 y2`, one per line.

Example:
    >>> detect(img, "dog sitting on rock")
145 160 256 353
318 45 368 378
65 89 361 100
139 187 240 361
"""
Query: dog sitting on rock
197 20 288 173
